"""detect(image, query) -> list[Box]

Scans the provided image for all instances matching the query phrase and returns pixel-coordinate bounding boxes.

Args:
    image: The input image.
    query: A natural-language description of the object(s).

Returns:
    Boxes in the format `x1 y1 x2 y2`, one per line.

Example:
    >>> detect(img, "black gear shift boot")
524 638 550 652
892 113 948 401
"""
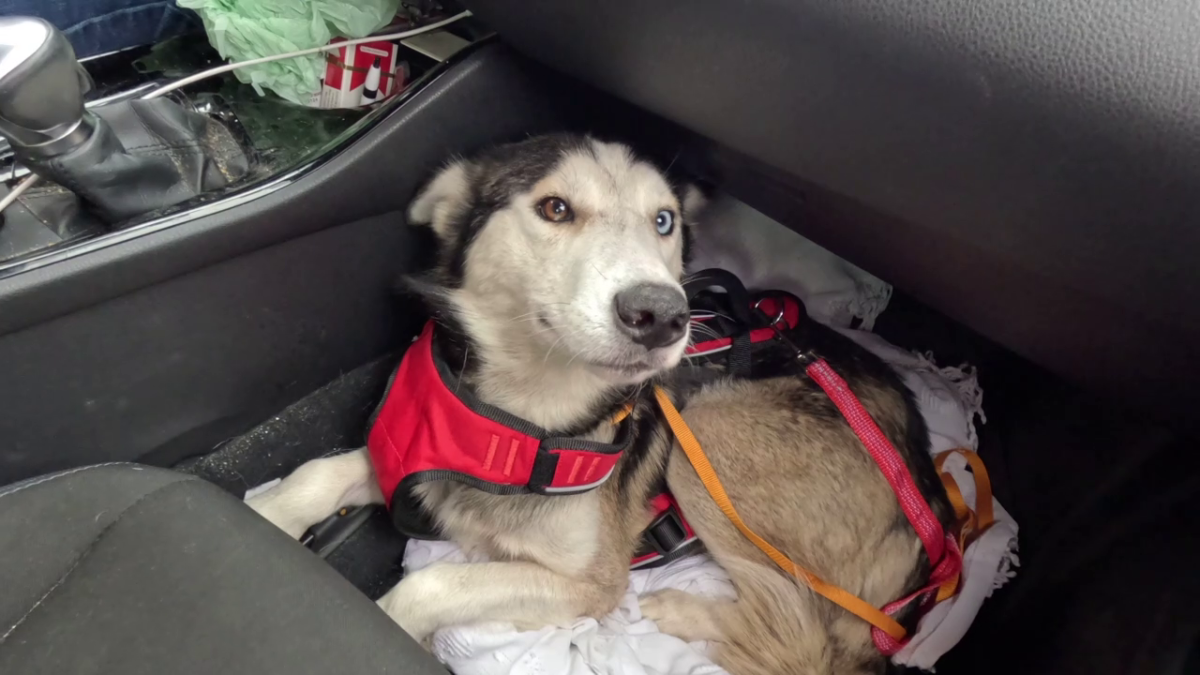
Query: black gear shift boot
26 98 249 225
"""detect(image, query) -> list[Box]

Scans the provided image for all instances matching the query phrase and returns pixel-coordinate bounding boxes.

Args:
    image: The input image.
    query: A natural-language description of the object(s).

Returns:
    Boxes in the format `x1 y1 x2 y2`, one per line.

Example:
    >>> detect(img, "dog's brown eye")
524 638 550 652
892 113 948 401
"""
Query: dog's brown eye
536 197 574 223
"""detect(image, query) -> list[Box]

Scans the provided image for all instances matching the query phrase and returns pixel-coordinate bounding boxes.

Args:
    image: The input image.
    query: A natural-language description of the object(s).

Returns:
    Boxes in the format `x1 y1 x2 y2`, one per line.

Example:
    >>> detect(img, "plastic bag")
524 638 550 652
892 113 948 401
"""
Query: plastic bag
178 0 401 105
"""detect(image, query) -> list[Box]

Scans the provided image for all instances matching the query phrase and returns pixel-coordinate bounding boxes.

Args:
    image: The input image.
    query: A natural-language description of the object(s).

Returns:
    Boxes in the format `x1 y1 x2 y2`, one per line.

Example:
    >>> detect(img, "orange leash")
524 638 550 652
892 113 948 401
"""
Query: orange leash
936 448 994 537
653 387 909 641
933 447 995 601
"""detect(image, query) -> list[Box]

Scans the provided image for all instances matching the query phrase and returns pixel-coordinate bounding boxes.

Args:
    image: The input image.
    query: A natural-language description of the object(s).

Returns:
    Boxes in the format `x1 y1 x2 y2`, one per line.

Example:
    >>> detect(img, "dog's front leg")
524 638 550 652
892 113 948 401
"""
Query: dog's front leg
246 448 382 538
377 561 619 641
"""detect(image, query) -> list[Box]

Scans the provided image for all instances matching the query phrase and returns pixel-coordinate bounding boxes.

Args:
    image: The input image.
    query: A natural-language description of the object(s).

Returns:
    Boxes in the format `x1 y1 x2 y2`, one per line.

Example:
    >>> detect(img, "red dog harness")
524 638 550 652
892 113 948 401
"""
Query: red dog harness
367 321 700 566
369 322 634 500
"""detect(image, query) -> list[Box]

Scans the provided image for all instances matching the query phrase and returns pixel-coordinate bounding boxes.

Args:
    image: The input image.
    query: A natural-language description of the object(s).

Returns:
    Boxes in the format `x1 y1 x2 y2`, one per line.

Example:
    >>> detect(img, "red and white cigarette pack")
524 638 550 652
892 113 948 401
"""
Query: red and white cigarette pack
307 39 408 109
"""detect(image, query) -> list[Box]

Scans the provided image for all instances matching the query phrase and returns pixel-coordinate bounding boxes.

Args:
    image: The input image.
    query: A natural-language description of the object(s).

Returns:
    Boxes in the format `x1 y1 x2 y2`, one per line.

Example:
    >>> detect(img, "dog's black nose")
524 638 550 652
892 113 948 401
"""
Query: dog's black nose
613 283 689 349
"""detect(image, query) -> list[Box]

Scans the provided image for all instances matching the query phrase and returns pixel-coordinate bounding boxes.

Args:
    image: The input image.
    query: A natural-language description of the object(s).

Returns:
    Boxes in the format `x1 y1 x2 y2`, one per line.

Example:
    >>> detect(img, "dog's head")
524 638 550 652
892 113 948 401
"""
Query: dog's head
409 134 702 386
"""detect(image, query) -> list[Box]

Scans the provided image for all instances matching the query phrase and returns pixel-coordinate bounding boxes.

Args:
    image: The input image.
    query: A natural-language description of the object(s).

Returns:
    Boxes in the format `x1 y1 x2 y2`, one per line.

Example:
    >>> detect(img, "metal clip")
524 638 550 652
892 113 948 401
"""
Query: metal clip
752 298 816 364
752 297 788 328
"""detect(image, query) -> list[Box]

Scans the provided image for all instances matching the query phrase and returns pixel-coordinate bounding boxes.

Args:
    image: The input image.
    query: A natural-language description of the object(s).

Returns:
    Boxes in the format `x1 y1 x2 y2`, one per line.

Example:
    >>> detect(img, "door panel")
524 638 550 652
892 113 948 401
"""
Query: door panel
0 213 420 483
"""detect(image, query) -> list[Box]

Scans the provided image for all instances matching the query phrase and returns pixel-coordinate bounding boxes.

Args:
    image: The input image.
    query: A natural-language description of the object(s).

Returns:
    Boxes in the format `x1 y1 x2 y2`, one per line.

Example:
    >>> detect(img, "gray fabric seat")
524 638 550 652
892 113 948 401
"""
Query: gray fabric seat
0 464 443 675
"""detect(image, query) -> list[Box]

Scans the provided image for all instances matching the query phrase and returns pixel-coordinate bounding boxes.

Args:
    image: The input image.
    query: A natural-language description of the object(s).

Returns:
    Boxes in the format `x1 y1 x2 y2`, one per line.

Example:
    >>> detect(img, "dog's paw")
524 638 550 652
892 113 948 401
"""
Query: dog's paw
640 589 720 642
245 491 307 539
377 571 440 642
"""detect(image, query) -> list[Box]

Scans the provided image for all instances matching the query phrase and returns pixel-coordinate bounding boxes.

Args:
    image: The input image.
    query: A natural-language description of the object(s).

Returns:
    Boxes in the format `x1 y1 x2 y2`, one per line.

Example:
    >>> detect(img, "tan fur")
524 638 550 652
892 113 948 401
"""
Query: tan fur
250 136 940 674
642 379 925 674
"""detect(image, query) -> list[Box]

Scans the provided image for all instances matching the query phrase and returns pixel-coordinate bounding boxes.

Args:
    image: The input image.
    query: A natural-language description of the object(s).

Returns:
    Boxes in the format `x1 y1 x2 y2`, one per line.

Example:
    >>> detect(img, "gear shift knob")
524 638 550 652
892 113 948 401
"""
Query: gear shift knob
0 16 95 157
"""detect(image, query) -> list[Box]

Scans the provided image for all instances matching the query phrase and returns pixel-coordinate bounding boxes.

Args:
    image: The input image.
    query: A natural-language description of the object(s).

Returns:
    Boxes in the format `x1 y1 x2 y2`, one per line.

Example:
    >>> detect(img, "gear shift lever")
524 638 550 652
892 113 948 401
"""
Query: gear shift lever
0 17 95 158
0 17 247 226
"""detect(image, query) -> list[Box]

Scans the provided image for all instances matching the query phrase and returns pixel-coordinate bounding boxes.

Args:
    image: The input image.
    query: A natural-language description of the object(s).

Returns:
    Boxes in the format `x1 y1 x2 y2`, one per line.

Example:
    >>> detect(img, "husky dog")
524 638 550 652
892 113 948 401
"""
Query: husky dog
247 134 952 674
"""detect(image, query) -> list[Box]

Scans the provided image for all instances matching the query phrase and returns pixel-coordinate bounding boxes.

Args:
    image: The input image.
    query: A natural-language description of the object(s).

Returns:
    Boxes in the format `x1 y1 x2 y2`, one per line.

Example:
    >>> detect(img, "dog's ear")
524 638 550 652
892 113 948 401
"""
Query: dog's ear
680 183 710 220
408 160 473 245
681 184 705 269
678 183 710 268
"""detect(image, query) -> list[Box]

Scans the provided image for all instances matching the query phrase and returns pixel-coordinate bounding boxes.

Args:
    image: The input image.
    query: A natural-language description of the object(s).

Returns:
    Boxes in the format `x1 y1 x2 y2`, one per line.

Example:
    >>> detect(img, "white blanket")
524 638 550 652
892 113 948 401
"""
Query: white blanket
689 194 894 330
406 541 734 675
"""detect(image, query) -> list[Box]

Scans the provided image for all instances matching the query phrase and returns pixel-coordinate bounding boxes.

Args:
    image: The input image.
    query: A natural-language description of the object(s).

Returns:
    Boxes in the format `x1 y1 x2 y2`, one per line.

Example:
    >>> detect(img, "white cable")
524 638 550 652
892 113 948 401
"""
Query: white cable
0 174 37 215
142 10 472 99
0 11 472 217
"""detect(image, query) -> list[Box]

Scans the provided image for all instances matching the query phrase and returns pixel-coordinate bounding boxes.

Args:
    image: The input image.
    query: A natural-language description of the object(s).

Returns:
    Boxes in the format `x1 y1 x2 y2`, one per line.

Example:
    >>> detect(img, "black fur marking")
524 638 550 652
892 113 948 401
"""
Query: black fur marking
680 219 696 267
554 388 638 438
615 392 673 494
444 134 596 286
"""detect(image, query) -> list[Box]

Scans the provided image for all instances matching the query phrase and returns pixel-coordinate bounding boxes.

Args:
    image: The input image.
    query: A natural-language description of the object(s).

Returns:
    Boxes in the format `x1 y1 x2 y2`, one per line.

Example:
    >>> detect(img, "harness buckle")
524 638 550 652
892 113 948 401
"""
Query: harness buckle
645 508 689 555
630 494 703 569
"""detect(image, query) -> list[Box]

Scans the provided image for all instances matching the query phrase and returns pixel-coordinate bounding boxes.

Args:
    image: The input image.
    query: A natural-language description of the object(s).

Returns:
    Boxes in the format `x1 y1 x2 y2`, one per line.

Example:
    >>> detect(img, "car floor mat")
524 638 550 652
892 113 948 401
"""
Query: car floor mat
176 353 408 597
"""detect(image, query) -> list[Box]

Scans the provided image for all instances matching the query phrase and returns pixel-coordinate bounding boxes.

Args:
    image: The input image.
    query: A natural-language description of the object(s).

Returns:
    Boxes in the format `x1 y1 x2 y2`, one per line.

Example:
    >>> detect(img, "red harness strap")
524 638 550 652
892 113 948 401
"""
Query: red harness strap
367 322 699 568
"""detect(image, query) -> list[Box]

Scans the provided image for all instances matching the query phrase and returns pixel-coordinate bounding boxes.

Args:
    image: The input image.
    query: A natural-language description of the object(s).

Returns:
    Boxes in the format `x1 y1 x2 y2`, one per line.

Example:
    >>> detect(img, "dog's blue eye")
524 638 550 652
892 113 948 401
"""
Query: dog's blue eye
655 210 675 236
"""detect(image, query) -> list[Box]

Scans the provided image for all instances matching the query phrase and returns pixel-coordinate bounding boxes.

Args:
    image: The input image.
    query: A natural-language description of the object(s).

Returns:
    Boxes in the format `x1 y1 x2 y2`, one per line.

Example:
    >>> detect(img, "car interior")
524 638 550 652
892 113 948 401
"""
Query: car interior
1 1 1198 674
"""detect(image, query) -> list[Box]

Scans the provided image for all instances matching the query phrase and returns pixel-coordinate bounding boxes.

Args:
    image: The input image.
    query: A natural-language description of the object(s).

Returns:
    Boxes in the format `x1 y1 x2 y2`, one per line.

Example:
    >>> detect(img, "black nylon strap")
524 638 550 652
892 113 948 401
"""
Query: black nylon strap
727 332 753 377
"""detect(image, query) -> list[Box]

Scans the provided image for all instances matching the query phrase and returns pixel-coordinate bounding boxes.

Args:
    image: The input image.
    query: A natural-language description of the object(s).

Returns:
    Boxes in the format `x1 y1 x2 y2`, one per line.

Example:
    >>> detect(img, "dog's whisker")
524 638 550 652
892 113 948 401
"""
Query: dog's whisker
506 311 543 324
453 345 470 395
542 331 571 368
565 348 584 370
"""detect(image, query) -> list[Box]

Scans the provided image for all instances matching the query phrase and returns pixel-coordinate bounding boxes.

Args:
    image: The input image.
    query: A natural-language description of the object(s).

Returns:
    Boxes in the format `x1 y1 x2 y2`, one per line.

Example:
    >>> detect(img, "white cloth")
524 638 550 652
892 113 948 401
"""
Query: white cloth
406 540 735 675
689 194 893 330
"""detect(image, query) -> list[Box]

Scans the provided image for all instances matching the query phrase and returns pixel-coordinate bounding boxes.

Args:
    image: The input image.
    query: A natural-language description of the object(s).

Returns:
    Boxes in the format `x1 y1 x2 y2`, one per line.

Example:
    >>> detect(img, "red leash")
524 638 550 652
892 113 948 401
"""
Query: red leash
805 359 946 564
805 358 961 654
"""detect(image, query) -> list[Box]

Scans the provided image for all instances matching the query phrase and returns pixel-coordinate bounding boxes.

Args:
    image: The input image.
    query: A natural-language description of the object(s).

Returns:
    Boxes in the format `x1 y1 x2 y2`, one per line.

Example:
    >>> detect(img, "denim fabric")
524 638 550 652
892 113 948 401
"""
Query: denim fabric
0 0 201 58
